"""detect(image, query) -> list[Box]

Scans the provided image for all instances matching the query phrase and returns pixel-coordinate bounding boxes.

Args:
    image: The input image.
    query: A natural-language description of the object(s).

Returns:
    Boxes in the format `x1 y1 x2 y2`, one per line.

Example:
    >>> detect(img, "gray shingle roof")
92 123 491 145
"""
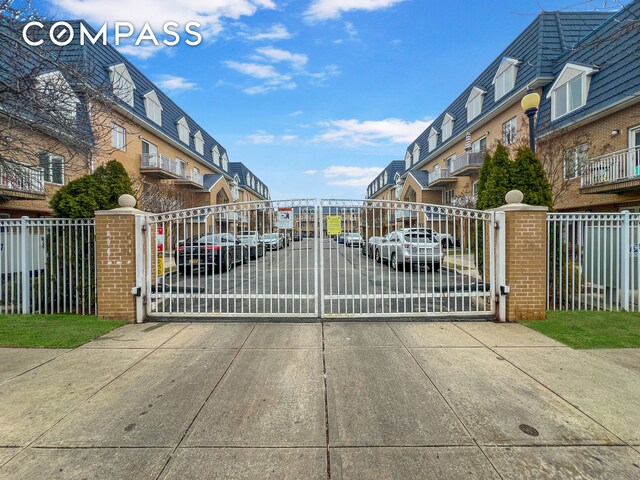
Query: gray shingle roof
405 11 613 171
228 162 269 199
367 160 405 198
203 174 223 191
408 170 429 188
538 2 640 132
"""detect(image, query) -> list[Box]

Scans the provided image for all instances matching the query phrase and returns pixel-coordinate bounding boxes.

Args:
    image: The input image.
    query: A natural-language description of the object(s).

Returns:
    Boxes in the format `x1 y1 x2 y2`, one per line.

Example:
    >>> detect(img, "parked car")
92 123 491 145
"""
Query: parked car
402 227 455 248
337 234 345 244
365 236 384 257
379 230 442 271
279 232 290 247
344 232 364 248
293 232 301 241
237 231 264 260
263 233 284 250
175 233 247 274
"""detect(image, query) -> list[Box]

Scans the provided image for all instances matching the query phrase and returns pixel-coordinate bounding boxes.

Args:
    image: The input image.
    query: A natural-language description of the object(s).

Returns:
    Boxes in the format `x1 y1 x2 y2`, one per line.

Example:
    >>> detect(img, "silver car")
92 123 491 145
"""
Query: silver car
379 230 442 271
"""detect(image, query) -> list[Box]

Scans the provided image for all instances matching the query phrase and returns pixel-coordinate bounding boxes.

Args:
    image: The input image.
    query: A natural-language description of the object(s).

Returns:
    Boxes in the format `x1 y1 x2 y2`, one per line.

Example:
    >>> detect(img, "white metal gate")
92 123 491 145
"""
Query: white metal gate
145 199 496 319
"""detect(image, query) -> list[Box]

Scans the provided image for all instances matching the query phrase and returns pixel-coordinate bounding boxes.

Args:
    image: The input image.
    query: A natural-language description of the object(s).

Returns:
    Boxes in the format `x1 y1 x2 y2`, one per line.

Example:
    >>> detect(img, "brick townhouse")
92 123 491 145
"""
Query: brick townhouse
368 5 640 213
0 20 269 218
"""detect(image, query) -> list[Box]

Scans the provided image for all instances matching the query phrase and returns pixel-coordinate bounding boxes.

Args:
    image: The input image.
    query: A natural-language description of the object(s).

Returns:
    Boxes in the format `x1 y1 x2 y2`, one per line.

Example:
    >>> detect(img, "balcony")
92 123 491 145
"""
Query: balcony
450 151 485 177
0 162 45 199
580 146 640 194
176 171 204 190
140 154 180 179
428 167 457 187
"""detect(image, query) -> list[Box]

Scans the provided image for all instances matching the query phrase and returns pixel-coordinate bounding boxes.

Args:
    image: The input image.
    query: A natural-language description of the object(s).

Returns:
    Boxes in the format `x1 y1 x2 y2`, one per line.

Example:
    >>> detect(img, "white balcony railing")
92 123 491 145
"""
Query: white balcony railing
581 146 640 188
450 151 485 174
0 162 45 194
177 171 204 187
429 167 451 183
140 153 179 175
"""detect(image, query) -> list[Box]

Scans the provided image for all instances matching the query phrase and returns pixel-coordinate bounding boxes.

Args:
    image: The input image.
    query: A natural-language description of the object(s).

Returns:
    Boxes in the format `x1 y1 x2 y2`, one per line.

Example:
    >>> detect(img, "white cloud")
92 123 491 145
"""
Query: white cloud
289 110 303 117
54 0 276 57
281 135 298 141
154 74 197 92
305 0 405 21
314 118 432 146
255 47 308 68
224 61 282 79
243 23 292 41
117 44 163 59
311 165 383 187
248 131 276 144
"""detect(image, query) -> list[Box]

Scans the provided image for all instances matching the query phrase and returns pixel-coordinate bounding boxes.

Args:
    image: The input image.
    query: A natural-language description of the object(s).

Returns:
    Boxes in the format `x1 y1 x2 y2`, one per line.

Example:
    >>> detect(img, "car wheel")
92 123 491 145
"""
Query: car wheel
243 249 249 264
375 248 381 263
390 253 398 270
432 263 441 272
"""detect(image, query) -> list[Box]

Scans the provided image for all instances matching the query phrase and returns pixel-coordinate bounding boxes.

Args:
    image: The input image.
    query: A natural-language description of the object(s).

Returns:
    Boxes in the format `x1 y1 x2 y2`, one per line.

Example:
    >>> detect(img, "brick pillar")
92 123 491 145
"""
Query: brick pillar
496 190 548 321
95 195 146 323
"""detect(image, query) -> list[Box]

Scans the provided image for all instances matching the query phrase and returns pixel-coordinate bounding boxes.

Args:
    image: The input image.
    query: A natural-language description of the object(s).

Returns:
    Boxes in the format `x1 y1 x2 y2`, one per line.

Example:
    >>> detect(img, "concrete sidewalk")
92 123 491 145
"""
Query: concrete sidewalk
0 322 639 479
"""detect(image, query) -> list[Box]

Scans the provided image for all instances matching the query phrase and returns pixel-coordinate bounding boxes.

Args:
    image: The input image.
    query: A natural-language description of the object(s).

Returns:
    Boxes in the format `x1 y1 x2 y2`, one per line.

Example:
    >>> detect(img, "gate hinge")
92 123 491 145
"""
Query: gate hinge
141 224 147 232
494 221 500 229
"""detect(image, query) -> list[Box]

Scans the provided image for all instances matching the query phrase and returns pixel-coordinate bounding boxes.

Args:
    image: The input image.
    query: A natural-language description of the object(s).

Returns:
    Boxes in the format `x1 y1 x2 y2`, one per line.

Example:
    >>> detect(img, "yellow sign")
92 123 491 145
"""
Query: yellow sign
157 256 164 278
326 216 342 235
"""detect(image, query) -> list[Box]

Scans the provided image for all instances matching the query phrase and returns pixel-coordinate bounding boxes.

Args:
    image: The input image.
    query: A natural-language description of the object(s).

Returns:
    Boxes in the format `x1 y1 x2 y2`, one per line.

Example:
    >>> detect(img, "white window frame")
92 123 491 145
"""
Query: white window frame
548 63 596 121
428 128 439 152
176 117 190 145
466 87 486 122
493 57 520 101
442 189 454 205
111 123 126 151
441 114 454 142
212 145 221 166
35 71 80 121
502 117 517 145
194 130 204 155
563 144 589 180
176 158 186 178
221 153 228 171
405 150 412 170
143 90 162 126
472 136 487 153
39 153 64 185
108 63 135 107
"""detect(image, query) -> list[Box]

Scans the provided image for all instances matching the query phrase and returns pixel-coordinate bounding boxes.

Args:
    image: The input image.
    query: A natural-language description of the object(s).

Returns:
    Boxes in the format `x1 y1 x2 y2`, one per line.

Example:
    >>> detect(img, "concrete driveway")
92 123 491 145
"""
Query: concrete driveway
0 322 639 479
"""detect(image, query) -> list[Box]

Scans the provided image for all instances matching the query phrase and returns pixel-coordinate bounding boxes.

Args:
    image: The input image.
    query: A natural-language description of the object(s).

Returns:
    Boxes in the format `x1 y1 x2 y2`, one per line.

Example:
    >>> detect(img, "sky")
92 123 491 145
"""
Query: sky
42 0 630 200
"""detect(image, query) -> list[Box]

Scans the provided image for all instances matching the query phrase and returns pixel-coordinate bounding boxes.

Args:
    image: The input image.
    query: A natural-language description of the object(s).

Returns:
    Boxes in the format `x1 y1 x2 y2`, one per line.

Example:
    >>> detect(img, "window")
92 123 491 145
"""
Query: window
38 153 64 184
428 129 438 152
548 64 595 121
442 114 454 141
466 87 485 122
192 167 200 180
446 155 456 172
413 143 420 165
472 180 479 199
502 117 517 145
472 136 487 153
141 140 158 166
35 71 79 120
405 150 412 170
443 189 454 205
108 64 135 107
212 146 220 165
176 159 186 178
221 153 228 171
563 144 588 179
493 58 519 101
111 123 126 151
194 131 204 155
143 91 162 125
383 171 388 185
177 117 190 144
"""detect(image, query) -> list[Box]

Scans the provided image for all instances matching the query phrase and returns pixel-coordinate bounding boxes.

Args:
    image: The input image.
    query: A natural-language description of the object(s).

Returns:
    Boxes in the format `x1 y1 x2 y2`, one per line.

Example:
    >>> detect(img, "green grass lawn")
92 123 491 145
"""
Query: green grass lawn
521 310 640 349
0 314 125 348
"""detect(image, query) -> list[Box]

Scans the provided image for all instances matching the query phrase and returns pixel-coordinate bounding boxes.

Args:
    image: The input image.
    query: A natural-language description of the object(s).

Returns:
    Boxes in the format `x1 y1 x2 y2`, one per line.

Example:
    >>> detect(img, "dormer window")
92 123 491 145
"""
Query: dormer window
548 63 596 121
466 87 485 122
221 153 228 171
108 64 135 107
383 171 388 184
177 117 190 144
493 57 520 101
412 144 420 165
35 71 80 121
194 130 204 154
212 145 220 165
405 150 412 170
441 114 454 141
428 128 439 152
143 90 162 125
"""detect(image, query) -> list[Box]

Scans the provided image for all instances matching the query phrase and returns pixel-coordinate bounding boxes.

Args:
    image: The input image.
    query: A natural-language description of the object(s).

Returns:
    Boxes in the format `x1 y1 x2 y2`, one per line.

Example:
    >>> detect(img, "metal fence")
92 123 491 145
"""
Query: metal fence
0 217 97 315
146 199 496 319
547 212 640 311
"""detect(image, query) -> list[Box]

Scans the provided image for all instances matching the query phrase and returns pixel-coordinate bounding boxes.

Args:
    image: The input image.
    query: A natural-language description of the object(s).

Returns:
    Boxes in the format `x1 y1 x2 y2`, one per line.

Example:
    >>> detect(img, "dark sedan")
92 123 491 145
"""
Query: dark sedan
175 233 247 274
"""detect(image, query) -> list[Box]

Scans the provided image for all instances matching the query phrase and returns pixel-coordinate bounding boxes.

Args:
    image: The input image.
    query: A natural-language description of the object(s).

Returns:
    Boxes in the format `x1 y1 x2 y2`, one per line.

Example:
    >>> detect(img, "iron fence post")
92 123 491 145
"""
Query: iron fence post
20 216 30 314
621 210 630 311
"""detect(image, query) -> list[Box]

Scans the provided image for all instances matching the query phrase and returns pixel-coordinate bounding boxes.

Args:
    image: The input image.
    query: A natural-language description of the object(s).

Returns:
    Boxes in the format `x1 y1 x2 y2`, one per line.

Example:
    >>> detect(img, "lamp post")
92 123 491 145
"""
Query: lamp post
521 89 541 153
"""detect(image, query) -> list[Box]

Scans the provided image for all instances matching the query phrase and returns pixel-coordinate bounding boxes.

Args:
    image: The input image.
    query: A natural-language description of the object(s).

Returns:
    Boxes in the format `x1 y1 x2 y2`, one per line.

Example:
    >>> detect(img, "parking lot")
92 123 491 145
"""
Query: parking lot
157 238 487 317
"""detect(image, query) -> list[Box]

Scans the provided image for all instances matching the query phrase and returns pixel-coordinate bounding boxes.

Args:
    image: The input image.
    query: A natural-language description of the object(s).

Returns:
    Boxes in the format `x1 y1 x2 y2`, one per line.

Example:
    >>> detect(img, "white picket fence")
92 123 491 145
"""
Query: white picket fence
0 217 96 315
547 211 640 311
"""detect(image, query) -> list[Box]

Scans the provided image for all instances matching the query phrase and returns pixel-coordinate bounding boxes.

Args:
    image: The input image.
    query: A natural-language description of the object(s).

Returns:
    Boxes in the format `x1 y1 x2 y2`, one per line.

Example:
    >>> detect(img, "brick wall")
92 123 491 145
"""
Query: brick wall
503 209 547 321
95 212 138 322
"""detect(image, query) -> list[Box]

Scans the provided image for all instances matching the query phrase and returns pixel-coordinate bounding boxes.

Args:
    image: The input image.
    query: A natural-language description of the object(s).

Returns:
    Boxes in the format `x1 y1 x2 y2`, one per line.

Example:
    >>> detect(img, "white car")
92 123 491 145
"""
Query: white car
401 227 455 248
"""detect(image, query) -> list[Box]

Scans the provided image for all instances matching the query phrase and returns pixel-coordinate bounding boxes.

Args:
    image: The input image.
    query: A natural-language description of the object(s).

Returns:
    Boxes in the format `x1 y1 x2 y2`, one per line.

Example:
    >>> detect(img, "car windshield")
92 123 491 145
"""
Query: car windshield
346 234 361 238
198 234 224 244
406 234 432 241
263 234 278 240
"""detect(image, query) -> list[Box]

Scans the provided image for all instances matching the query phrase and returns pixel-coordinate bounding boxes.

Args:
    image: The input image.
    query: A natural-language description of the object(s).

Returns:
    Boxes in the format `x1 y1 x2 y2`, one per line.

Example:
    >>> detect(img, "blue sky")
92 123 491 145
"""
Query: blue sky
44 0 629 199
